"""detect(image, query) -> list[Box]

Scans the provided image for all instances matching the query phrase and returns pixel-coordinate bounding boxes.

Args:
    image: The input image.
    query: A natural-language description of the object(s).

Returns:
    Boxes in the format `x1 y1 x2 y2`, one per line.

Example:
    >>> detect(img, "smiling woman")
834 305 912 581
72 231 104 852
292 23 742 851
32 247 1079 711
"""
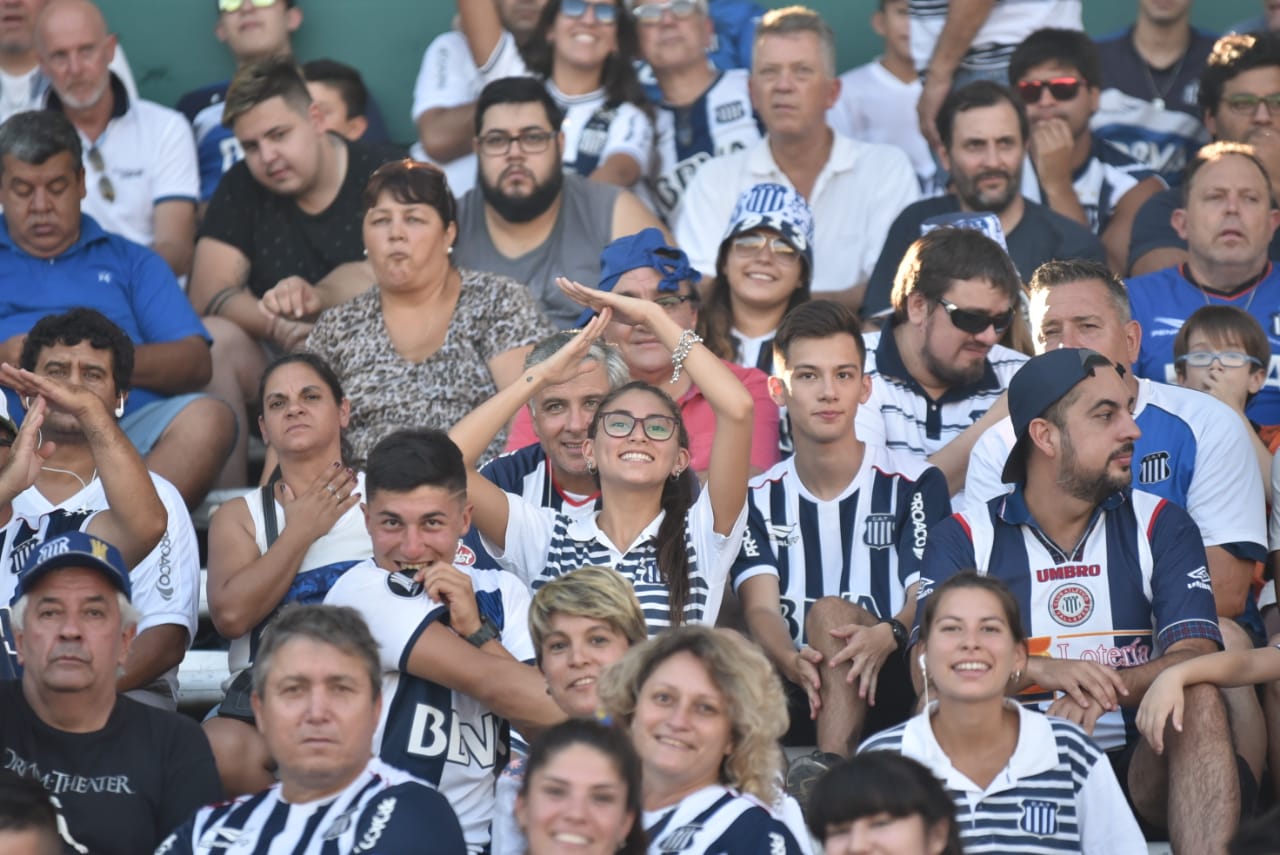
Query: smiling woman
859 572 1146 855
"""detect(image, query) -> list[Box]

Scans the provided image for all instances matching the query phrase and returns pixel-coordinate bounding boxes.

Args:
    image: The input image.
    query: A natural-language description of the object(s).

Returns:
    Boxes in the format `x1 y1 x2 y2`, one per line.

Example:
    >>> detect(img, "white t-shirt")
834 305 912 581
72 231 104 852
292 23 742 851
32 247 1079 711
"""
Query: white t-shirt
12 473 198 709
410 29 481 196
828 59 935 189
75 93 199 249
673 133 919 295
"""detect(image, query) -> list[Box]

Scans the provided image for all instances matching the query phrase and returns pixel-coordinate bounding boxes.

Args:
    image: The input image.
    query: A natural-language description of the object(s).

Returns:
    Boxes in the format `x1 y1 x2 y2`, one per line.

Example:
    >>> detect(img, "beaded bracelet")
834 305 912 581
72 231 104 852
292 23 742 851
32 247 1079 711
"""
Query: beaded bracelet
670 330 703 383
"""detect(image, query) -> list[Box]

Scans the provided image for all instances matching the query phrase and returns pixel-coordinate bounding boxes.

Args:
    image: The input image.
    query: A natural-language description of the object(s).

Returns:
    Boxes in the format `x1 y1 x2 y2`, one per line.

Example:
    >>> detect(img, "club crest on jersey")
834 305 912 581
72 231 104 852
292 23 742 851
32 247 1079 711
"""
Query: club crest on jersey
1049 583 1093 627
386 571 424 599
657 823 703 851
1020 799 1058 836
1138 451 1171 484
454 543 476 566
863 514 895 549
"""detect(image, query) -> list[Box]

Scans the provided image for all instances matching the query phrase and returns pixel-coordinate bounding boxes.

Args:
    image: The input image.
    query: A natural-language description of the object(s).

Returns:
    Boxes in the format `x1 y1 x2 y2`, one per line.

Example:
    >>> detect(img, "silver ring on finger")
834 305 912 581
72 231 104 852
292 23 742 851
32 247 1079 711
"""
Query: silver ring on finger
325 484 337 494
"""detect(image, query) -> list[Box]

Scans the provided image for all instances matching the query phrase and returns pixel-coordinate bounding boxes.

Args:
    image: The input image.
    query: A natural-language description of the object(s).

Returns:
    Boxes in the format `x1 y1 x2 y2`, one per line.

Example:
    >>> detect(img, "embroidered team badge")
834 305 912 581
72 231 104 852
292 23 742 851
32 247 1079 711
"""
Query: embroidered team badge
1049 584 1093 627
862 513 895 549
1138 451 1171 484
1020 799 1058 836
767 522 799 548
386 571 424 599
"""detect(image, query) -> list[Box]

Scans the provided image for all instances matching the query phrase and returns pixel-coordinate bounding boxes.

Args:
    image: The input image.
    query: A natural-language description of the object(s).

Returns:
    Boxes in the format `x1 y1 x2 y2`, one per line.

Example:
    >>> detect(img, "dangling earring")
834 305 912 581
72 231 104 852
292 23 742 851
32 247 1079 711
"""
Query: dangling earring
586 458 596 473
919 653 930 708
670 468 682 481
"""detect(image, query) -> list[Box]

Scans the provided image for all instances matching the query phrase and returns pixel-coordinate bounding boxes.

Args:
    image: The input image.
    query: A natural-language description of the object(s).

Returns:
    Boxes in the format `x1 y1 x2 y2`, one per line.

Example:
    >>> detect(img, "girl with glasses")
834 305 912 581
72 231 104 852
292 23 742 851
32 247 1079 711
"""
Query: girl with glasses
458 0 654 189
699 183 814 378
448 276 753 635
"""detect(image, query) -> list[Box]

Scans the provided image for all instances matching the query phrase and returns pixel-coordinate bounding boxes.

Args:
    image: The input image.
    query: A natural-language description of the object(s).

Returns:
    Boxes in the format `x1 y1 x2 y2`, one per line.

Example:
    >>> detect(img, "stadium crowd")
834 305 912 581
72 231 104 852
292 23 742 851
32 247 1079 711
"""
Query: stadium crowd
6 0 1280 852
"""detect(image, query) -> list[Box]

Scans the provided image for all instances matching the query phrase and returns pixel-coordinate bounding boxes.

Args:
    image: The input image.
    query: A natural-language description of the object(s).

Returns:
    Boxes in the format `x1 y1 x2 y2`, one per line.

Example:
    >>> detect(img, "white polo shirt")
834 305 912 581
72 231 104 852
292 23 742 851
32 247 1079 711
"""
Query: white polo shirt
51 76 198 249
672 131 919 294
410 29 480 196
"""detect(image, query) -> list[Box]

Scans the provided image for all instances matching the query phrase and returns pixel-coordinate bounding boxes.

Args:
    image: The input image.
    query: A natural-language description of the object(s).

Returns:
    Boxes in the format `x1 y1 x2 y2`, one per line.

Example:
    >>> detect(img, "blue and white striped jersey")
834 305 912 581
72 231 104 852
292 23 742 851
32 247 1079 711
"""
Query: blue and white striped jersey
860 703 1146 854
156 757 466 855
461 443 601 575
965 378 1267 560
643 785 805 855
1020 137 1163 234
1128 262 1280 425
731 448 951 645
920 486 1223 751
856 324 1027 505
487 486 747 633
649 69 762 220
324 559 534 853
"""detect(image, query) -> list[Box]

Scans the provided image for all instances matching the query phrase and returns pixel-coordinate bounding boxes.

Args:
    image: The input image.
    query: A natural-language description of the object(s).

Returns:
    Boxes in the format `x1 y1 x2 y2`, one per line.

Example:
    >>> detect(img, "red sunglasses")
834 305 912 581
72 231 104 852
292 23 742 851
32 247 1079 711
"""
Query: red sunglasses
1016 77 1083 104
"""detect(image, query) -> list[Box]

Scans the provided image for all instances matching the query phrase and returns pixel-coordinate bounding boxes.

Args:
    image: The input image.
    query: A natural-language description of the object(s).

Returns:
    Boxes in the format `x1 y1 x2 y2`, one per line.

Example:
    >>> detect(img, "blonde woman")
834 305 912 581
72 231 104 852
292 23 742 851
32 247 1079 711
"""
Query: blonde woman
598 626 809 855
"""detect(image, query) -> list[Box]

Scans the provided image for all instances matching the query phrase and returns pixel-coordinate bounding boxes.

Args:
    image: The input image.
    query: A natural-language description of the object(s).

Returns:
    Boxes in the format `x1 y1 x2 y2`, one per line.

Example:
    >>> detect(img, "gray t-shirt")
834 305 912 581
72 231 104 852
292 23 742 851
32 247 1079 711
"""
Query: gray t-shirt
454 171 619 328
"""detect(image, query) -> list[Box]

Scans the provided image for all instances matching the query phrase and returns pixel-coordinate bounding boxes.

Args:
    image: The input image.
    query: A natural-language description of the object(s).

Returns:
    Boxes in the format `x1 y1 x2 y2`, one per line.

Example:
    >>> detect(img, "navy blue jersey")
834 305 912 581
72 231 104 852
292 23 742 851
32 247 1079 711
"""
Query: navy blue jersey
157 758 465 855
643 785 804 855
1020 136 1163 234
920 486 1222 751
1092 27 1216 182
732 448 951 645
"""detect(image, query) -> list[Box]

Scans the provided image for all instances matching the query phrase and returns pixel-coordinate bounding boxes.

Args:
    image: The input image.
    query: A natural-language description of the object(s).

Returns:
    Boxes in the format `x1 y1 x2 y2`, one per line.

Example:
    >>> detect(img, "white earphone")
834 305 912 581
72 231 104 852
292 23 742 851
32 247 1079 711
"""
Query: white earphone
114 396 125 418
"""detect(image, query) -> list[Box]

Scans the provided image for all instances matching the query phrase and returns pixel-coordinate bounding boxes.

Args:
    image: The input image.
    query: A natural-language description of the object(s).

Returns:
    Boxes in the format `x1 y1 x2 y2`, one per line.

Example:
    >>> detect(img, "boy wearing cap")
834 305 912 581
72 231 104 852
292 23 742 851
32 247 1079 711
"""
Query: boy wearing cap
1 532 221 855
918 348 1237 853
731 300 951 799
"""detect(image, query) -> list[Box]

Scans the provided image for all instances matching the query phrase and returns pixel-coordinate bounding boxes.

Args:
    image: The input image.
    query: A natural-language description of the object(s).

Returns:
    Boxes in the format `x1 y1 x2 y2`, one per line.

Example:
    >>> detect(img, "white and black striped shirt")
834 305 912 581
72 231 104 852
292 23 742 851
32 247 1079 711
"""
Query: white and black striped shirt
156 758 465 855
487 487 747 633
860 702 1145 854
643 786 805 855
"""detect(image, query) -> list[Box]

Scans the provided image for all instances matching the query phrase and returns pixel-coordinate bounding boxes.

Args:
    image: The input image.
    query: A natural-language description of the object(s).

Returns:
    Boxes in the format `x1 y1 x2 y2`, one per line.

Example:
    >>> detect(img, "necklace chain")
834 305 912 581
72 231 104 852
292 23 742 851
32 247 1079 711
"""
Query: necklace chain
1138 46 1188 111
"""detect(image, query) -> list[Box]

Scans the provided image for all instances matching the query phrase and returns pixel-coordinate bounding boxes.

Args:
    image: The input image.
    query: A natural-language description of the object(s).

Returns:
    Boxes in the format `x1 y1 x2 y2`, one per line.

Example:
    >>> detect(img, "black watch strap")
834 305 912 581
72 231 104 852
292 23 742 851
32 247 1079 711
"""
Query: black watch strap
881 618 908 651
465 614 500 648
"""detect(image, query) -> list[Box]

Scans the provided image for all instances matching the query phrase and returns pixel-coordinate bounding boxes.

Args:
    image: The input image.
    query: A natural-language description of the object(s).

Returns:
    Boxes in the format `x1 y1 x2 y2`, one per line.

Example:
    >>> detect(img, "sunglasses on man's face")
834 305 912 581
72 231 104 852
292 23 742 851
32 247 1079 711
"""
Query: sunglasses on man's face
1016 77 1083 104
937 298 1014 336
560 0 618 24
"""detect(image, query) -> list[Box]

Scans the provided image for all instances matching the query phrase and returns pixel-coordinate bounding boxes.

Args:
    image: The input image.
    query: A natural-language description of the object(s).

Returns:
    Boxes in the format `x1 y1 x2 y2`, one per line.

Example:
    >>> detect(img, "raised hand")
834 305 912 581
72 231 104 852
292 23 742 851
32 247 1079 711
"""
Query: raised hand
261 275 323 321
276 462 360 543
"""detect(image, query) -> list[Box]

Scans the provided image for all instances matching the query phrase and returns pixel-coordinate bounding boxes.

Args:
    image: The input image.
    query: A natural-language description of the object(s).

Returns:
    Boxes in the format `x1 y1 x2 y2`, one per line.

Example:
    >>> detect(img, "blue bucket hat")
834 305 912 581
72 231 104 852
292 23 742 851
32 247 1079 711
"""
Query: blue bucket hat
719 183 815 269
574 228 702 326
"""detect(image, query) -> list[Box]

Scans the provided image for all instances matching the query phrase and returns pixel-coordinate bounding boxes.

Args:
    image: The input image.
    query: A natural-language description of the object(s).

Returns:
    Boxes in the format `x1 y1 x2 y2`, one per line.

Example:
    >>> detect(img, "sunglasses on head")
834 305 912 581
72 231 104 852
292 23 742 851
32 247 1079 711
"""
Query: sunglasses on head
217 0 277 12
1016 77 1083 104
937 298 1014 336
86 146 115 204
632 0 702 22
560 0 618 24
598 411 677 441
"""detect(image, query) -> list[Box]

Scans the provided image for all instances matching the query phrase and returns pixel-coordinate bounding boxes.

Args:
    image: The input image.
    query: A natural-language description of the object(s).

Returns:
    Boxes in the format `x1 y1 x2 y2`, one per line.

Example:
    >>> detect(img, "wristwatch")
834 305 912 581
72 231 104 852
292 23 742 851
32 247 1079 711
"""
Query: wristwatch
465 614 500 648
880 618 908 651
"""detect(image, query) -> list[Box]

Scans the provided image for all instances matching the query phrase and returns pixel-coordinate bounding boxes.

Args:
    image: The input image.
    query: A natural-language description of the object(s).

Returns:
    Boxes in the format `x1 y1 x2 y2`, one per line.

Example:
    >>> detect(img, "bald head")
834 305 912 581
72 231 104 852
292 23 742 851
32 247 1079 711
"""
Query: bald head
35 0 115 112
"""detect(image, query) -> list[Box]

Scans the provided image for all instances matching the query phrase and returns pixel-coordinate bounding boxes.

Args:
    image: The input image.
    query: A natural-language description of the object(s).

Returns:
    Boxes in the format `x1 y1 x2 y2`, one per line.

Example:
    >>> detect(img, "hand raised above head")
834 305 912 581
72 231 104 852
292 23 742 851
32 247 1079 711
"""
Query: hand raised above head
557 276 660 328
526 309 613 388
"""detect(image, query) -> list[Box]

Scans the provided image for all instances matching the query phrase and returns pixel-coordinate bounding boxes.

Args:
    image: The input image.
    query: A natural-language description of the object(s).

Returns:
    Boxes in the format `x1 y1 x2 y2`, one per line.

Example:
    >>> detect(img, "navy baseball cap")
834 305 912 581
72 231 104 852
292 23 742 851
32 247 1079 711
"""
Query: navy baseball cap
11 532 131 605
574 228 702 326
1001 348 1124 484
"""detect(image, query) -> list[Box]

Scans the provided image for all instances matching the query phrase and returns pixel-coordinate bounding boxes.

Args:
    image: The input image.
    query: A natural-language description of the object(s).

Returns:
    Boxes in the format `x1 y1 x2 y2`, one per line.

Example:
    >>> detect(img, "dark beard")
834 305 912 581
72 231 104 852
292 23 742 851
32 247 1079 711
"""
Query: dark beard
479 164 564 224
1059 432 1133 505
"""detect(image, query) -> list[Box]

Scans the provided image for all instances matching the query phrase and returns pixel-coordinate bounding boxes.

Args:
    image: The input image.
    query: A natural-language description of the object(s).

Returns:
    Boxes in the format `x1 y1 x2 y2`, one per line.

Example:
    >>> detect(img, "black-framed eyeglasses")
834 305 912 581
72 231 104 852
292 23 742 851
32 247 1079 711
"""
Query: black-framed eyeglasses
1223 93 1280 115
653 294 696 310
729 233 800 264
598 411 677 441
937 298 1014 336
1176 350 1263 369
633 0 701 22
1016 76 1083 104
561 0 618 24
476 129 555 157
86 146 115 204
